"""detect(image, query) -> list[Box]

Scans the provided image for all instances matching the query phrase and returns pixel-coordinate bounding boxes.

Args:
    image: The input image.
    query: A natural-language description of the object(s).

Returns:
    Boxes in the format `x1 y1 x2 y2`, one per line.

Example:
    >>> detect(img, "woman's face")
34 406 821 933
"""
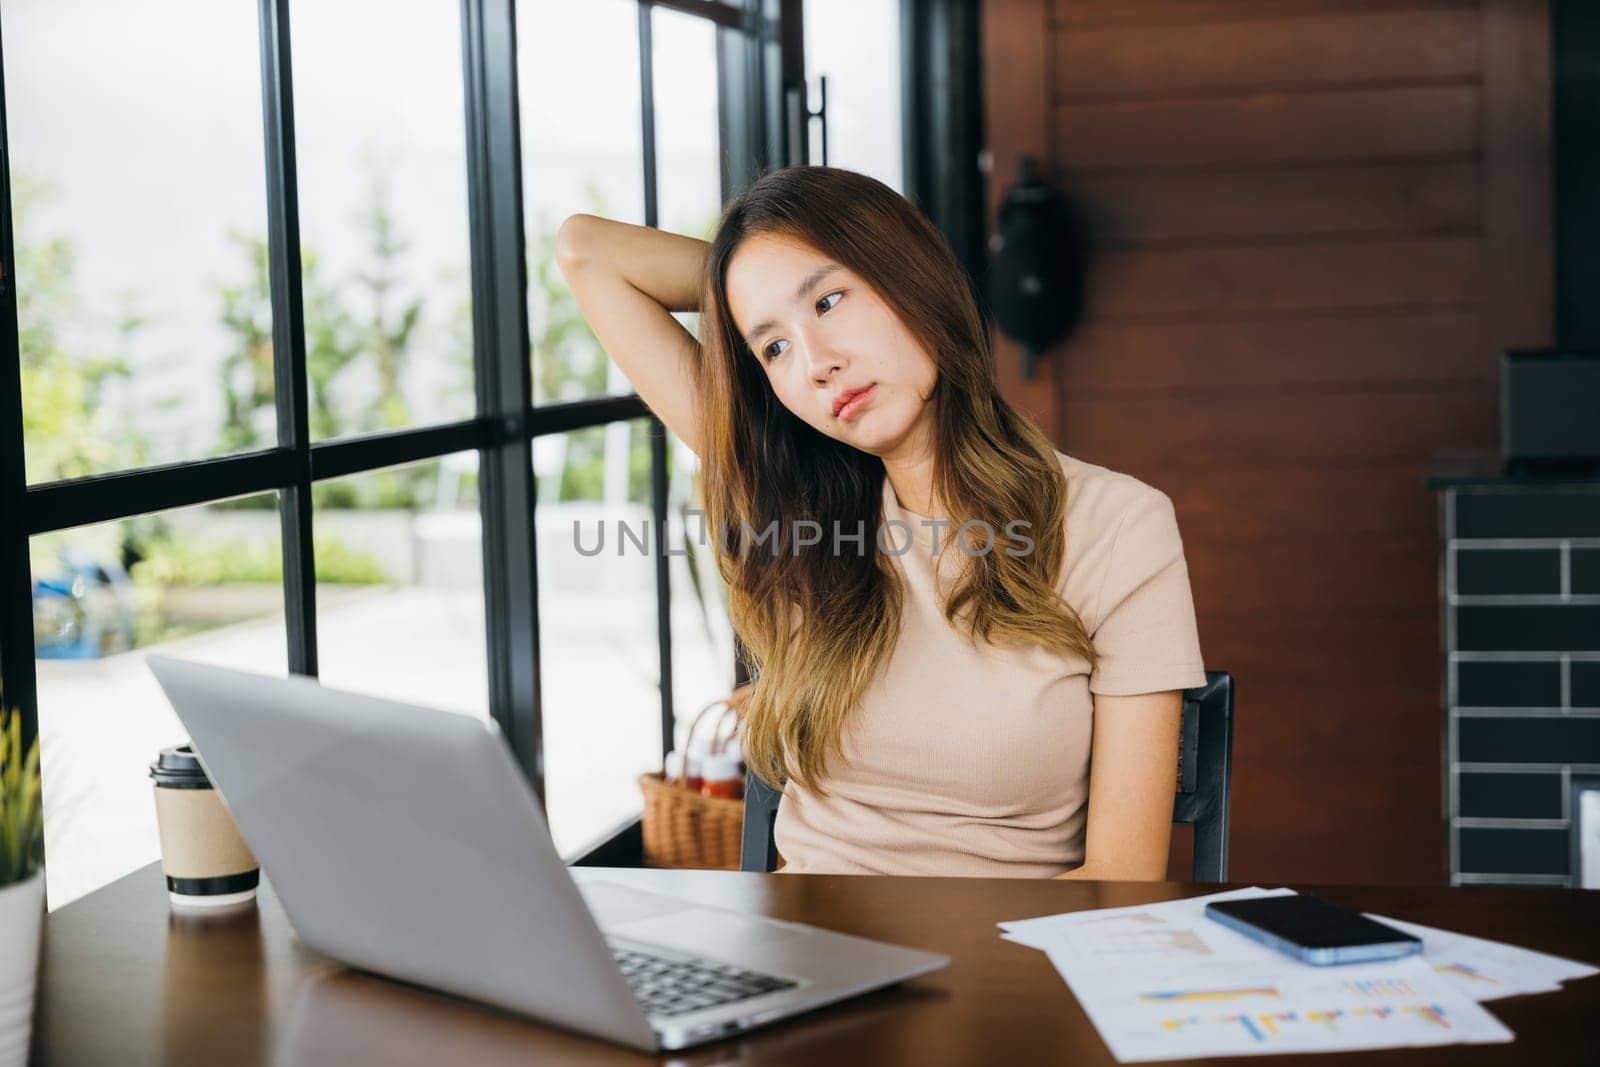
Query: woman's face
725 232 937 458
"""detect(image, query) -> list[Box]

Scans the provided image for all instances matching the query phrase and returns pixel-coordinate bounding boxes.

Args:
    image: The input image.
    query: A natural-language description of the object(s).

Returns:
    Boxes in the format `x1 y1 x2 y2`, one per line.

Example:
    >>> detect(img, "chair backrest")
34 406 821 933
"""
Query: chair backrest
740 669 1235 881
1173 670 1234 881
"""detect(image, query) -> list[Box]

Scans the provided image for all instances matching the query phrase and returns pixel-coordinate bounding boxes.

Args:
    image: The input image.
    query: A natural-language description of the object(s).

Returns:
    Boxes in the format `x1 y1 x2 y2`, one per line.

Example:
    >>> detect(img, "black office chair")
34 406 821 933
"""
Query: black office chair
740 669 1235 881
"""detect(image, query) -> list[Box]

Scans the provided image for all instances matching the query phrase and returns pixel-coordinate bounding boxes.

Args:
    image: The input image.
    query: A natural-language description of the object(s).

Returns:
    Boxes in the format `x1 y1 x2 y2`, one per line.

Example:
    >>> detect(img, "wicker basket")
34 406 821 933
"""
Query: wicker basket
638 697 745 869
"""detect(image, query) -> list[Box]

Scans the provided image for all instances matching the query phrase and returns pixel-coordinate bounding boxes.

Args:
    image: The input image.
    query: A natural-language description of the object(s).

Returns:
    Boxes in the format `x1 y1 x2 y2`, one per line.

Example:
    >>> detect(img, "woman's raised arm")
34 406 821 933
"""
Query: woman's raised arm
555 214 710 457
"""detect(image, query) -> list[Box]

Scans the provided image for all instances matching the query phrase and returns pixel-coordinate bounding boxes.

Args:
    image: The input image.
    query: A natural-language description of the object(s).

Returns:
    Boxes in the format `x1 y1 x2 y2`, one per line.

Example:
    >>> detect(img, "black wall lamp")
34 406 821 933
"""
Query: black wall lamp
987 156 1086 380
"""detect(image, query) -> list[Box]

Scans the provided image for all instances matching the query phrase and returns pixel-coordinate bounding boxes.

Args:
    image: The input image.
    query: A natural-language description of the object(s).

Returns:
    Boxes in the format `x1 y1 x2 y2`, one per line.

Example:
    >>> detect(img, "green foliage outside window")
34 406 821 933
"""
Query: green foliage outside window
15 158 722 658
14 174 153 484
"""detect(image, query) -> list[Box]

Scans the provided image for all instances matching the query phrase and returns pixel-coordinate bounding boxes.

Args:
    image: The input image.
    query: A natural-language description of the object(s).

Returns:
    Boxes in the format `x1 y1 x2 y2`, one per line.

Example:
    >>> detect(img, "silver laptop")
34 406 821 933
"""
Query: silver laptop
146 656 949 1052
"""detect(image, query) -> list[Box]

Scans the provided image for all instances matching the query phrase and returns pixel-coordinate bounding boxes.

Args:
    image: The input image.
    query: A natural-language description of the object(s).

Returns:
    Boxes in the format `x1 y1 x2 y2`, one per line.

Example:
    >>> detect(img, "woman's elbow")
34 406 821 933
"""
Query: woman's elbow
555 213 598 269
1055 845 1170 882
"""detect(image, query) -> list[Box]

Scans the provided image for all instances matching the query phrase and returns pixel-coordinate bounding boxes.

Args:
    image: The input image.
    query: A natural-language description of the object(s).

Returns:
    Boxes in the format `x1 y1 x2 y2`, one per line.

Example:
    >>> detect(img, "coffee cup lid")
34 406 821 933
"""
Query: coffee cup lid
150 743 212 788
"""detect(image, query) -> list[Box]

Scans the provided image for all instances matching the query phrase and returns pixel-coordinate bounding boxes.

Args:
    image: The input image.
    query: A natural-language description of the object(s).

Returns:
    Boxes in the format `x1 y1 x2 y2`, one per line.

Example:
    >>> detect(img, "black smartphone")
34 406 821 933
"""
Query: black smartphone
1204 894 1424 966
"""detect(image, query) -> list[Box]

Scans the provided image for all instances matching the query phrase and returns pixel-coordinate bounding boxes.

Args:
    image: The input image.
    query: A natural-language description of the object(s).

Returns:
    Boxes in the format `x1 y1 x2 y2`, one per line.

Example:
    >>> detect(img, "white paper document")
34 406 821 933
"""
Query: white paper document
999 888 1519 1062
1363 913 1598 1002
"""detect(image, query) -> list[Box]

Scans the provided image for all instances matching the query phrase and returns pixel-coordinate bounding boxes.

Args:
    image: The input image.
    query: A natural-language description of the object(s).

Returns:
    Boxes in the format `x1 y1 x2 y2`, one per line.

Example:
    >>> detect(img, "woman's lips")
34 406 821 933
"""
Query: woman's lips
835 384 876 420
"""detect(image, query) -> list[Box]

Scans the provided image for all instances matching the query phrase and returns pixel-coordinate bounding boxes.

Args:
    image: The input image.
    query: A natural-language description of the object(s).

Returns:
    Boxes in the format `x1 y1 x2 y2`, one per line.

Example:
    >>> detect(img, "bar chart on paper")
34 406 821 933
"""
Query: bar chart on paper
999 890 1516 1061
1138 987 1279 1004
1435 962 1501 986
1068 917 1215 960
1158 999 1459 1045
1058 956 1511 1060
1367 913 1597 1000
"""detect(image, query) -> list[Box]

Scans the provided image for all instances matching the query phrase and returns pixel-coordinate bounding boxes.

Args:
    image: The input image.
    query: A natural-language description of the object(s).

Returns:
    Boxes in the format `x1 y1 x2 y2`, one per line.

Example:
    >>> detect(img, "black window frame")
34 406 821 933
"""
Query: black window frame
0 0 804 867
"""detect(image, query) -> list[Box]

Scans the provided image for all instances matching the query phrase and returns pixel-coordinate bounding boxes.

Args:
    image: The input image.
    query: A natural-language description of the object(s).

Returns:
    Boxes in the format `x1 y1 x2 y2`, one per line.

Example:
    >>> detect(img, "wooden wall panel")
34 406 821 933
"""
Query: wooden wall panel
1069 163 1479 246
1159 465 1438 541
984 0 1553 885
1184 538 1437 615
1088 239 1480 317
1482 0 1555 372
1060 314 1482 392
1055 86 1479 170
1055 0 1477 26
1203 609 1444 883
1055 8 1480 99
1060 390 1496 467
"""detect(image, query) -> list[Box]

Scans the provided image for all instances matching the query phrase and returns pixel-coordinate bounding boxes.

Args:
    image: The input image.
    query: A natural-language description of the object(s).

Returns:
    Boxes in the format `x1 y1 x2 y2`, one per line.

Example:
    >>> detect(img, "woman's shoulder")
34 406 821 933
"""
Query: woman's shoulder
1050 450 1177 606
1053 450 1171 530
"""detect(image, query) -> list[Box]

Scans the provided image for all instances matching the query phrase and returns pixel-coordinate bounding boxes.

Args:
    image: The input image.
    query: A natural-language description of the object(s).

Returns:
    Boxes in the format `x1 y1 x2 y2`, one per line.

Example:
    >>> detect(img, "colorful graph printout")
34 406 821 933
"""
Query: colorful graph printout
1138 987 1280 1005
999 888 1516 1061
1363 913 1597 1002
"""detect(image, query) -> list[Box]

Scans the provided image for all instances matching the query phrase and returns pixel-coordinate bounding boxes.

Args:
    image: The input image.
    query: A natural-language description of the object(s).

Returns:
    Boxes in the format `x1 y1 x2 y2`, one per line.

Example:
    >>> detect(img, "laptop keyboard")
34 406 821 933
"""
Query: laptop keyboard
610 943 800 1018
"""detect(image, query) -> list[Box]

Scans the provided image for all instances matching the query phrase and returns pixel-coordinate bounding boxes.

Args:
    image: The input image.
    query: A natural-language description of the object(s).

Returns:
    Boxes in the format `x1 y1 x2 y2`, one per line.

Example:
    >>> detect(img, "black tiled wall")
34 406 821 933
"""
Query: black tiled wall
1457 717 1600 762
1456 661 1562 706
1458 828 1572 875
1455 548 1561 594
1575 662 1600 707
1456 605 1600 651
1444 486 1600 887
1576 549 1600 595
1453 490 1600 537
1458 773 1563 819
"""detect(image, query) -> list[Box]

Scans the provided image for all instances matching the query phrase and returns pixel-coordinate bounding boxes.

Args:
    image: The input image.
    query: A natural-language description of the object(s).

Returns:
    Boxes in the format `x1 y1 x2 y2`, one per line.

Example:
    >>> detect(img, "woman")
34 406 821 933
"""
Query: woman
556 165 1204 881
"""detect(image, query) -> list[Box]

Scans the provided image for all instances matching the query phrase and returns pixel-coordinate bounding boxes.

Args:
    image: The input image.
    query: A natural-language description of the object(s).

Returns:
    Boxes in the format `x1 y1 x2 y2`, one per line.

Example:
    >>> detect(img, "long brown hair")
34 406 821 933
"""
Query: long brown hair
694 165 1096 796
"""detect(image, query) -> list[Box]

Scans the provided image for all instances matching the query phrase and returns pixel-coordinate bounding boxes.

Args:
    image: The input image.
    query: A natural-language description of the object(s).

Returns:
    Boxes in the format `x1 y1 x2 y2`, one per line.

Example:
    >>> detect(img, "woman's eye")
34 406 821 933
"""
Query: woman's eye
760 293 842 361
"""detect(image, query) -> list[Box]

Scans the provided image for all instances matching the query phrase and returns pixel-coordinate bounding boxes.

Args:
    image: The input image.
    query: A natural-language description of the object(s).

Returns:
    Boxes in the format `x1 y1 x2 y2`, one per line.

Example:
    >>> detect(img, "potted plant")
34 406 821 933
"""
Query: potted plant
0 707 44 1067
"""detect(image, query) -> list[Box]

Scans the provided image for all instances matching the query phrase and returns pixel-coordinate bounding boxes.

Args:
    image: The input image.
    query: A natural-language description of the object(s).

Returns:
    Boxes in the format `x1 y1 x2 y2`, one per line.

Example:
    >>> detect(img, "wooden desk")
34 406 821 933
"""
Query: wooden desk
33 863 1600 1065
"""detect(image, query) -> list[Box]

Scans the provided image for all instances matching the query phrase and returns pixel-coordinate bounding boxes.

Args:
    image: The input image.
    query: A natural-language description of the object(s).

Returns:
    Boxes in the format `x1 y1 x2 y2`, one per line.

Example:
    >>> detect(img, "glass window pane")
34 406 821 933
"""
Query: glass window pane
290 0 476 439
34 495 288 910
519 0 646 405
313 453 488 718
5 0 271 483
666 432 738 723
537 419 667 857
649 9 725 362
804 0 904 191
652 8 724 242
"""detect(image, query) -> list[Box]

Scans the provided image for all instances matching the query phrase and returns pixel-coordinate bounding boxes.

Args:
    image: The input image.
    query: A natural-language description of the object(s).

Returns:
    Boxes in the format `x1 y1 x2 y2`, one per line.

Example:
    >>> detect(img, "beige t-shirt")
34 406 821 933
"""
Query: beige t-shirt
772 450 1206 878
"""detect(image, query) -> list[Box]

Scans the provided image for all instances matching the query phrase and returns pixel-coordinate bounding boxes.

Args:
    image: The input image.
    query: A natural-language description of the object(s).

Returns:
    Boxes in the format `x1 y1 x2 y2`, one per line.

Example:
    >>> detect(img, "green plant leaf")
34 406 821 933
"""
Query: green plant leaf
0 707 44 885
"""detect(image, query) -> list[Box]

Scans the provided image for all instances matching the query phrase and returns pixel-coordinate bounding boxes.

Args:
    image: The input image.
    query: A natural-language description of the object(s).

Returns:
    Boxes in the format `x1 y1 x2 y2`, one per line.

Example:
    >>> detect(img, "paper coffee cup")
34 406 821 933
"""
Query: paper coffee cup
150 743 259 908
